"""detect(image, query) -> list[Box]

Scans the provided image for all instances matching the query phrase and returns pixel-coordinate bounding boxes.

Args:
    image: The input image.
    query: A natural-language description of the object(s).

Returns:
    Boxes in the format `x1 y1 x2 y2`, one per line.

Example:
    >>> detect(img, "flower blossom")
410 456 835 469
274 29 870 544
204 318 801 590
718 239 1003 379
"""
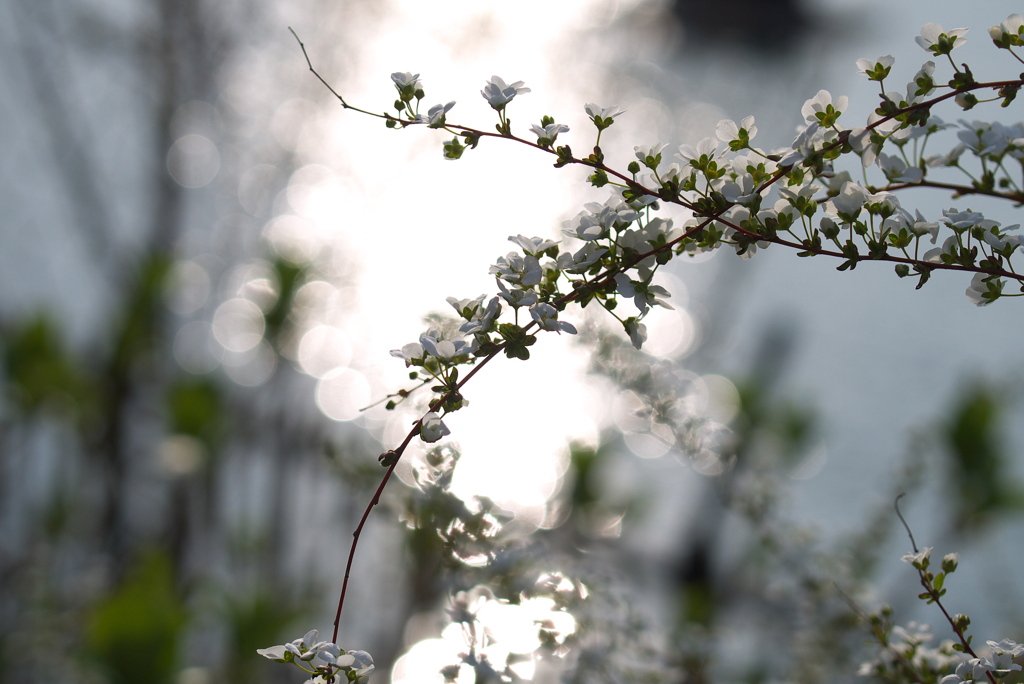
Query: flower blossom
490 251 542 287
614 274 672 315
556 243 607 273
677 137 720 167
856 55 895 80
495 279 538 309
829 181 870 220
987 640 1024 672
508 234 558 257
562 198 638 241
801 89 848 127
419 332 474 362
990 14 1024 47
585 103 625 129
481 76 530 109
966 273 1001 306
915 23 968 55
459 296 502 335
420 412 450 443
391 72 422 90
635 143 669 169
530 303 577 334
901 546 932 568
877 154 924 183
417 101 455 127
391 342 425 367
624 319 647 350
530 122 568 147
716 116 758 146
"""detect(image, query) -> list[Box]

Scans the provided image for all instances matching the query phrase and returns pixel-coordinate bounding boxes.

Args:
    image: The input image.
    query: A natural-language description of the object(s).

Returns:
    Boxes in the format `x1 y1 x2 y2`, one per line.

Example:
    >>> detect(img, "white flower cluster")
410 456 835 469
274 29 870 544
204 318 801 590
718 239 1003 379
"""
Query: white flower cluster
258 629 374 684
373 16 1024 449
858 621 963 681
941 641 1024 684
596 17 1024 305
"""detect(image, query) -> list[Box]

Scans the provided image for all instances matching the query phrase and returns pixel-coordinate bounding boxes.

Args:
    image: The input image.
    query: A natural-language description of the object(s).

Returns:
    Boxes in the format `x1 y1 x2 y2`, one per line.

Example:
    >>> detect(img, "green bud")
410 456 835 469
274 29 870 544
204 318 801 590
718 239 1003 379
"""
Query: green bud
443 137 466 160
942 552 959 573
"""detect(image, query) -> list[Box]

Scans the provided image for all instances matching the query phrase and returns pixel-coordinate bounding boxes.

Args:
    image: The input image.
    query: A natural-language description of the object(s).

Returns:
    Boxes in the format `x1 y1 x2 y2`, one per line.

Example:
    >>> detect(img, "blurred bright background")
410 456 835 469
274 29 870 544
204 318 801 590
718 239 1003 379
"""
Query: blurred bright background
2 0 1024 683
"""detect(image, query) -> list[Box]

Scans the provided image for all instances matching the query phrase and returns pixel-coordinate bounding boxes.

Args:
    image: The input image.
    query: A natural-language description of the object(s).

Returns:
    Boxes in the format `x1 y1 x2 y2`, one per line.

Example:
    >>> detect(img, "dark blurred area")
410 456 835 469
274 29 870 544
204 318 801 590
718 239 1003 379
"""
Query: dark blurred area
670 0 812 53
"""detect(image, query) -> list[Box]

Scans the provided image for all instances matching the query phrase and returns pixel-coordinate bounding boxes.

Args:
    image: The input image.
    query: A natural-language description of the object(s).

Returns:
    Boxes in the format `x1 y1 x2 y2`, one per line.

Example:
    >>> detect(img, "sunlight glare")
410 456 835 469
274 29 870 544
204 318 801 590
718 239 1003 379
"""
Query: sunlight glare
316 368 372 421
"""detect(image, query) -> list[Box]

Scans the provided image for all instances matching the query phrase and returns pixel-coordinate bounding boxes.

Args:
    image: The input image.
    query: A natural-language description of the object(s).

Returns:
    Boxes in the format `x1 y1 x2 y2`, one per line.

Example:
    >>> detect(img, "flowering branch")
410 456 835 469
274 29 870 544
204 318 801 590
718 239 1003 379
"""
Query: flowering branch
265 15 1024 681
893 495 1024 684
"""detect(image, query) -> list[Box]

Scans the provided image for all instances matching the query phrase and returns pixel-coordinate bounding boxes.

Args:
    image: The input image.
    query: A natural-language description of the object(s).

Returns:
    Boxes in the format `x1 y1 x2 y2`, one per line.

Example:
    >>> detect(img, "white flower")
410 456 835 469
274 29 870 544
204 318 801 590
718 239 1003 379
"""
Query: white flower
716 116 757 144
562 197 638 241
259 629 328 663
990 14 1024 46
848 127 881 167
509 234 558 257
908 210 940 242
677 137 719 166
943 208 987 231
460 296 502 335
829 181 869 220
624 319 647 350
721 172 759 206
495 279 538 309
801 89 848 127
491 251 542 287
926 143 967 167
256 644 289 662
877 154 924 183
778 183 823 208
390 342 425 367
987 640 1024 672
316 643 343 666
958 120 1008 157
585 103 625 121
967 273 1000 306
585 103 625 131
420 412 450 443
924 235 958 263
905 61 937 101
448 295 486 320
915 23 968 54
556 243 607 273
530 122 568 146
481 75 530 109
780 122 825 165
901 546 932 568
419 333 473 362
417 101 455 127
391 72 422 89
614 273 672 315
856 55 895 77
347 650 376 678
530 303 577 334
635 143 669 168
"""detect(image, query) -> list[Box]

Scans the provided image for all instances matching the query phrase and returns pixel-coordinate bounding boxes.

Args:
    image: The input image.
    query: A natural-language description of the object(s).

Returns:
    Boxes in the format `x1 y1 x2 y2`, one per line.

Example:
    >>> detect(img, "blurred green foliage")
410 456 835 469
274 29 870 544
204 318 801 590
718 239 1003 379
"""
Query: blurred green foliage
86 552 186 684
942 382 1024 531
